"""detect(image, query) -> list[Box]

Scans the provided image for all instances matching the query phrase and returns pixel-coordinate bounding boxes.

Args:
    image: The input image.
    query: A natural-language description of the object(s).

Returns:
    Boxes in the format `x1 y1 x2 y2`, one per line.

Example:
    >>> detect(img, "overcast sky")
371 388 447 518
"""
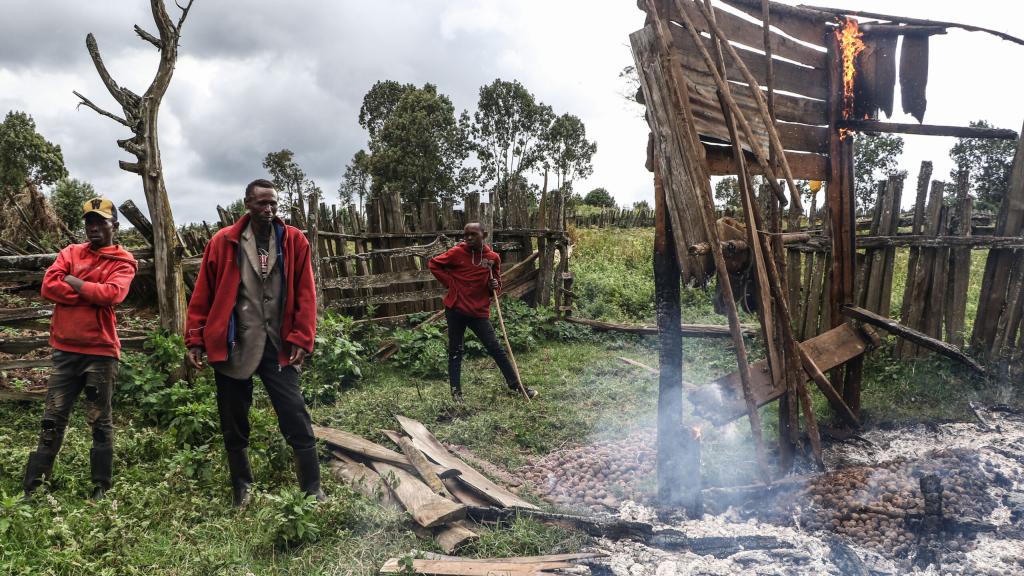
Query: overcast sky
1 1 1023 223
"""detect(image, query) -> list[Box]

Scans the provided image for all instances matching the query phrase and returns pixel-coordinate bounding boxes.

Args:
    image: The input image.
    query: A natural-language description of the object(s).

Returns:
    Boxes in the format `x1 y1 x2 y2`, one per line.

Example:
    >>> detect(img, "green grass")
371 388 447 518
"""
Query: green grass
0 227 1018 574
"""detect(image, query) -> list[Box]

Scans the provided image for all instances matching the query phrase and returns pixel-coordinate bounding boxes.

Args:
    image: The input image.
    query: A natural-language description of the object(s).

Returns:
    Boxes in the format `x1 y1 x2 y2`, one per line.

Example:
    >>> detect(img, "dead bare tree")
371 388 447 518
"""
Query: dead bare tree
73 0 196 333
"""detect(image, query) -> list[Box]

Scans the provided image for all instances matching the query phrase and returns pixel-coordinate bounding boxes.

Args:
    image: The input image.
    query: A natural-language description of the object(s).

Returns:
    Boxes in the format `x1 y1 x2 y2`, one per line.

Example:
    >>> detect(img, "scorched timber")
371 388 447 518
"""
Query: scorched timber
689 323 877 424
836 120 1017 140
841 305 986 374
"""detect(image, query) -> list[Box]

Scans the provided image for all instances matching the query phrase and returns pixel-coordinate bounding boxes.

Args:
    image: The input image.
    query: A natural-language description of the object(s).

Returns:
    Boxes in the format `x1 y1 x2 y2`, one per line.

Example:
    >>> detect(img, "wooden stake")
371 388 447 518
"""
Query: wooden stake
491 268 530 402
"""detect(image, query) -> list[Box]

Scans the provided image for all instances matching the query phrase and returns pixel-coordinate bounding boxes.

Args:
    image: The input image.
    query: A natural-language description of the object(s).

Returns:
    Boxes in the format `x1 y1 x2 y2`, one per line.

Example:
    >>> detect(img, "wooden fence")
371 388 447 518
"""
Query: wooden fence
764 161 1023 367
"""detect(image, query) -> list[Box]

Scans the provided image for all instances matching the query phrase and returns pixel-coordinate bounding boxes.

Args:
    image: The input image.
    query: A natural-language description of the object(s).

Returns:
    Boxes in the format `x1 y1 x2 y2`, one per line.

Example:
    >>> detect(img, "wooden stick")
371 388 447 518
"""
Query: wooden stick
702 0 776 478
491 269 530 402
644 0 772 482
617 356 659 375
841 305 986 375
836 120 1018 140
797 4 1024 46
393 432 455 500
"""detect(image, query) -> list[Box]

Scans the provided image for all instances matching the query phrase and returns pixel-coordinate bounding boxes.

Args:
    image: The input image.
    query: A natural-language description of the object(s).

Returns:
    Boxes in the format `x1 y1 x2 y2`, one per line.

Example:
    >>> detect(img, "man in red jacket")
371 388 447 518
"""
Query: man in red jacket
23 198 138 500
428 222 537 402
185 179 321 507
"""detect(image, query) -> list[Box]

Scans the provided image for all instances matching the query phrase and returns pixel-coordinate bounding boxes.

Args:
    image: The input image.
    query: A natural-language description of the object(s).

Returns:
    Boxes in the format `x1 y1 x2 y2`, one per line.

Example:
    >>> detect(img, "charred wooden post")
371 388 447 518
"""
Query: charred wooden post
828 20 861 418
654 137 701 517
73 0 195 334
118 199 154 245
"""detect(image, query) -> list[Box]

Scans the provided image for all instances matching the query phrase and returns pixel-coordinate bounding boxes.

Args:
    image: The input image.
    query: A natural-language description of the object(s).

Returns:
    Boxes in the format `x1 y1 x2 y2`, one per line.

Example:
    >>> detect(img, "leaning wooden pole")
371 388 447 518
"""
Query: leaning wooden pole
644 0 772 482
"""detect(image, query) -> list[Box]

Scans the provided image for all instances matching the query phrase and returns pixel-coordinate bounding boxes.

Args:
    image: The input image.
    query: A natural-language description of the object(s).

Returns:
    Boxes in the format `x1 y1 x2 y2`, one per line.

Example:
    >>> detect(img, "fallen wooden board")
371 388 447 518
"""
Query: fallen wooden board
689 323 876 424
0 358 53 370
396 416 538 510
313 425 460 477
841 305 985 374
433 521 479 554
328 451 400 509
371 461 467 528
562 316 754 337
379 558 577 576
442 478 491 507
382 429 454 498
0 388 46 402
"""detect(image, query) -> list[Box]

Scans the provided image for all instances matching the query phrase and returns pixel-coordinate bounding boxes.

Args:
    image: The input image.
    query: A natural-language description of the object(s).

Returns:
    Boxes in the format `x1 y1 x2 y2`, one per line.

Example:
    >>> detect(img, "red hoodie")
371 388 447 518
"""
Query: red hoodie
185 215 317 366
41 243 138 359
428 243 501 318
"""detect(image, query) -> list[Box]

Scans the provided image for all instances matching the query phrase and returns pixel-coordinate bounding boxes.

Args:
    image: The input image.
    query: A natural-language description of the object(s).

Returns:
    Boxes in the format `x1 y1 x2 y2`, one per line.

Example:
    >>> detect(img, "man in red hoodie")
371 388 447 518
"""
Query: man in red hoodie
428 222 537 402
23 198 138 500
185 179 321 507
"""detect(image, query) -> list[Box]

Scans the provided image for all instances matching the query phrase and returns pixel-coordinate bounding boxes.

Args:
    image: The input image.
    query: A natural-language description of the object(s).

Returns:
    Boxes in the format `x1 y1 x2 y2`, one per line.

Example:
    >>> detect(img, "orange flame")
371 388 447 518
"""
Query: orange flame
836 18 865 139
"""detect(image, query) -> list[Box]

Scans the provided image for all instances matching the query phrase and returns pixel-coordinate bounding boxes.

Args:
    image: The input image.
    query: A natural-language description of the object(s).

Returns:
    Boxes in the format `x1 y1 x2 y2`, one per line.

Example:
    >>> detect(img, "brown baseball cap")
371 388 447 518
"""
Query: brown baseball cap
82 198 117 220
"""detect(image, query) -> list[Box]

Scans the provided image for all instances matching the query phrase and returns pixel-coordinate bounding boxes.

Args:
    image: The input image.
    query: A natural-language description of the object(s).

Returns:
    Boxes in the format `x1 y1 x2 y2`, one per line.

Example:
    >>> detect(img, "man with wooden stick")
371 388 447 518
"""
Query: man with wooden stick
428 222 537 402
185 179 322 507
23 198 138 500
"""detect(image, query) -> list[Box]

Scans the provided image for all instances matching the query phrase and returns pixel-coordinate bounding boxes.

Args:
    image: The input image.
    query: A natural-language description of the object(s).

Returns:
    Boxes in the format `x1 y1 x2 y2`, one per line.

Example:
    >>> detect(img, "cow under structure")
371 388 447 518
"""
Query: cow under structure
630 0 1024 513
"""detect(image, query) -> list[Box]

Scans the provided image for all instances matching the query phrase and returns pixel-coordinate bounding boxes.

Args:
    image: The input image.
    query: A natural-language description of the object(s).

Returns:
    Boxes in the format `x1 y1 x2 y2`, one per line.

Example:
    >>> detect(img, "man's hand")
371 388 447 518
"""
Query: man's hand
64 274 84 292
288 346 307 366
489 277 500 293
187 347 206 369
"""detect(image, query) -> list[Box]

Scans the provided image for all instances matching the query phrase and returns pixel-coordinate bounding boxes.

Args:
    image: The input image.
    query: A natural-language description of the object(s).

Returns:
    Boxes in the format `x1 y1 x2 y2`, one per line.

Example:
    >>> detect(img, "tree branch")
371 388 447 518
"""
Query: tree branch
85 34 137 110
133 25 163 49
117 137 147 158
73 91 130 127
175 0 196 30
118 160 143 174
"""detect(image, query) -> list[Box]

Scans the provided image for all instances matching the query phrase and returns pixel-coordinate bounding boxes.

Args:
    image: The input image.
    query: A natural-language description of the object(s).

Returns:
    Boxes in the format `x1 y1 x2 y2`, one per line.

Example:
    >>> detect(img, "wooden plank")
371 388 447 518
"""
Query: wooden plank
972 121 1024 356
945 171 973 347
631 25 715 284
396 415 538 510
0 388 46 402
379 558 576 576
323 269 437 291
314 425 459 478
671 24 828 101
371 461 466 528
704 145 827 181
0 306 52 327
671 0 826 69
837 120 1017 140
434 521 479 554
442 478 491 507
560 316 754 337
327 288 449 310
878 177 904 317
0 358 52 370
899 34 929 123
903 180 947 356
924 206 951 341
720 0 831 47
688 323 873 424
328 451 400 509
842 305 985 374
383 429 453 499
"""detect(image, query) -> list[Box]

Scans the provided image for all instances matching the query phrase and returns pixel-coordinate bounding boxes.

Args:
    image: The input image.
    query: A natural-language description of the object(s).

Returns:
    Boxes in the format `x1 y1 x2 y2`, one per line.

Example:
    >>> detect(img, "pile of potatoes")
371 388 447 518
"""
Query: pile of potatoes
520 430 657 513
797 449 996 559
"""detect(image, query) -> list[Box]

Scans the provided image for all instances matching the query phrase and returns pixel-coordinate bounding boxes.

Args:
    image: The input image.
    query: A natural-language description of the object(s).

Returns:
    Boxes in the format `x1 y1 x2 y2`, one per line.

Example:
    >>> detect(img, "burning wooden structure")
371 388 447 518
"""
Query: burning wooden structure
631 0 1024 511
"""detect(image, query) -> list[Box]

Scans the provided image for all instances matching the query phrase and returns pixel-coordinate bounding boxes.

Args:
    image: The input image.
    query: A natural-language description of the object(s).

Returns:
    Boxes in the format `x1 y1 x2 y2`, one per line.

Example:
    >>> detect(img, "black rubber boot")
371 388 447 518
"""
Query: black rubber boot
293 447 325 502
226 449 253 508
89 447 113 500
23 450 56 498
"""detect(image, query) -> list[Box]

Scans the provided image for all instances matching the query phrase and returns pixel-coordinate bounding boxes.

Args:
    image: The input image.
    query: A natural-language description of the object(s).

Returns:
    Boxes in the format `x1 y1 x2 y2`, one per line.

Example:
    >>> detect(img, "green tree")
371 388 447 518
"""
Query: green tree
471 79 554 222
542 114 597 190
339 149 371 210
0 111 66 193
583 187 616 208
262 149 306 213
51 178 96 232
633 199 652 211
854 132 905 212
714 176 741 210
370 83 476 205
358 81 416 142
949 120 1017 212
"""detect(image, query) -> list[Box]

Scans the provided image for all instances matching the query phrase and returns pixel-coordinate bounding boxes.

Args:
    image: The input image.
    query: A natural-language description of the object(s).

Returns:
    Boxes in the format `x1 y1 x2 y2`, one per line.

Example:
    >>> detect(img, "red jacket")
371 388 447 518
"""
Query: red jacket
428 243 501 318
41 243 138 359
185 215 317 365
